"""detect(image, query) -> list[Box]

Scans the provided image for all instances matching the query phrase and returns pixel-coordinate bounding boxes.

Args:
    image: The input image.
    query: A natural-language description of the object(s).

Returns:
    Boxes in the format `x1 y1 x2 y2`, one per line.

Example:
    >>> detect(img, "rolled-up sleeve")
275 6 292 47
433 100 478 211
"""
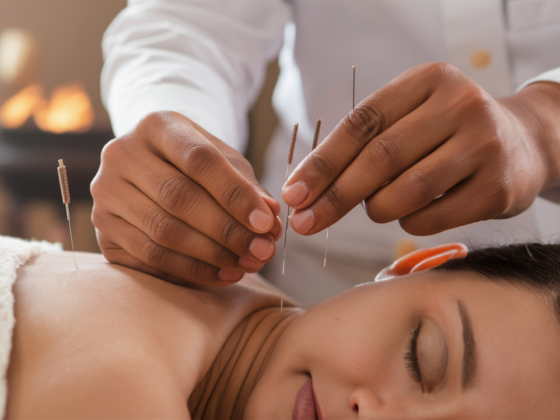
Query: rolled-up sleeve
516 67 560 92
101 0 291 152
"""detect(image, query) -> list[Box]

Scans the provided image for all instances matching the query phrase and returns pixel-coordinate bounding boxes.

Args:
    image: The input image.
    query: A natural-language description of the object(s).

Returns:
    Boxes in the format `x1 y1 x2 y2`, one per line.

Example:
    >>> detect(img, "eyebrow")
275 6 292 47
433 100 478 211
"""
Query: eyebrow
457 300 477 389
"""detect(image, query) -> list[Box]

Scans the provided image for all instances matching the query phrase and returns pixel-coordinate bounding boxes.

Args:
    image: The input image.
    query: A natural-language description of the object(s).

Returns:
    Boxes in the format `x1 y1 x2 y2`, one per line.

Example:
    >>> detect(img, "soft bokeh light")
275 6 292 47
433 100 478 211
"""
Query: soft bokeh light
0 84 43 128
33 83 95 133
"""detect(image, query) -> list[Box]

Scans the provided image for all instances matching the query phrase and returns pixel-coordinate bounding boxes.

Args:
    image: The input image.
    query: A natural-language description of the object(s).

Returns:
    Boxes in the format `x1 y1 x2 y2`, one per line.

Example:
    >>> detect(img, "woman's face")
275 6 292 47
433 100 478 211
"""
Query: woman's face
245 271 560 419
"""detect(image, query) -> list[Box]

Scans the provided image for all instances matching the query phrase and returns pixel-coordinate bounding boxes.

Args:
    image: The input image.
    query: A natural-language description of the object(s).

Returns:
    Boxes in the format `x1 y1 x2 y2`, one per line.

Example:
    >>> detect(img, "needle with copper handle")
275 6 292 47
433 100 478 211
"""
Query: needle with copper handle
57 159 78 268
281 123 299 313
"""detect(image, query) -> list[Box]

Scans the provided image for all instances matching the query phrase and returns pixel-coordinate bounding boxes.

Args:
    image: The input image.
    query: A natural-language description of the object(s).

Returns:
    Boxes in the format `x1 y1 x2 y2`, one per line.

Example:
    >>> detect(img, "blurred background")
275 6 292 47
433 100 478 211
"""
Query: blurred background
0 0 279 253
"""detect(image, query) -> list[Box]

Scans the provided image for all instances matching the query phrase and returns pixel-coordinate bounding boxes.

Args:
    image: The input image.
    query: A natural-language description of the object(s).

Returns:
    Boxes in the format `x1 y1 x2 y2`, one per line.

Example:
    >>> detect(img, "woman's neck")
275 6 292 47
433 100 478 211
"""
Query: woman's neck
188 306 301 419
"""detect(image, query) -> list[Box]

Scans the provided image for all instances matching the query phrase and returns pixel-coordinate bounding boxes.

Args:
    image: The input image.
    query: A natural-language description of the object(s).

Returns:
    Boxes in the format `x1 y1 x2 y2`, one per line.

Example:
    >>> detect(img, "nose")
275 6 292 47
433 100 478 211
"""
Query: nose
348 388 384 419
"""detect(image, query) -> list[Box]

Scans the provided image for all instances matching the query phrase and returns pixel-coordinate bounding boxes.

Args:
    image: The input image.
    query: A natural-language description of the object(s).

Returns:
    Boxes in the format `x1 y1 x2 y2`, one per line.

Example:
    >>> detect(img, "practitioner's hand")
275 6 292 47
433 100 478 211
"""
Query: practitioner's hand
282 62 560 236
91 111 282 286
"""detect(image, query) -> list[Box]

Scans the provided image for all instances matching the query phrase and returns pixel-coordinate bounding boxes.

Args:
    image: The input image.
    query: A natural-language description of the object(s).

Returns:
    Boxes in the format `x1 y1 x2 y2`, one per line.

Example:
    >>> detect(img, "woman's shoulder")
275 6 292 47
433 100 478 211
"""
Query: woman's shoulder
15 250 289 321
6 250 293 417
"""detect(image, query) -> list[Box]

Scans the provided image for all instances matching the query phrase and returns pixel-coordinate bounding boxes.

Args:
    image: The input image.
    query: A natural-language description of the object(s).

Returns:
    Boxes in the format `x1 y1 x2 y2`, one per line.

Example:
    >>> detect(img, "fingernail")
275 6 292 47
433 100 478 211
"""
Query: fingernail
290 208 315 234
249 209 273 232
219 269 244 282
249 237 275 261
283 181 308 206
239 257 263 271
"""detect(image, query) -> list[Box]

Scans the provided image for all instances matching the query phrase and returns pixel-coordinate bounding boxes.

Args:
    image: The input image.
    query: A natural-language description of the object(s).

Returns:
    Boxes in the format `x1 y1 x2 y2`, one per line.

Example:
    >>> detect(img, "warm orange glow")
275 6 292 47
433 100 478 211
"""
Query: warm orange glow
0 83 95 133
33 84 94 133
0 84 43 128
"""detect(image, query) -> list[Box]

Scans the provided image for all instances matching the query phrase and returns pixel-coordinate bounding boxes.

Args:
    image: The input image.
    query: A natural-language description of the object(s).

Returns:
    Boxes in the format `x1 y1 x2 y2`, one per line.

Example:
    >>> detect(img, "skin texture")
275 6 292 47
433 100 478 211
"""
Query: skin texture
283 63 560 236
91 112 283 287
246 273 560 419
6 252 298 419
6 250 560 419
92 63 560 288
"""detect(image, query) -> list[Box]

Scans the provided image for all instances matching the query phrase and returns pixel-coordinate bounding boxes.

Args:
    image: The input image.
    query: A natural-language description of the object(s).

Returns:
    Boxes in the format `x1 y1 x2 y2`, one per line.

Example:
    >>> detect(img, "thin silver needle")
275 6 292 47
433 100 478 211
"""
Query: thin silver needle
66 205 78 269
324 66 356 267
281 123 299 313
353 65 357 110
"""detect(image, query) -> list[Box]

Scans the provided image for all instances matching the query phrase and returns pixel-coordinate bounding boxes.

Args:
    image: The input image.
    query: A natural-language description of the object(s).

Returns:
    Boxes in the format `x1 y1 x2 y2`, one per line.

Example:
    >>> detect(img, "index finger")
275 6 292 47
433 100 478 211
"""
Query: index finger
282 62 447 210
142 112 275 234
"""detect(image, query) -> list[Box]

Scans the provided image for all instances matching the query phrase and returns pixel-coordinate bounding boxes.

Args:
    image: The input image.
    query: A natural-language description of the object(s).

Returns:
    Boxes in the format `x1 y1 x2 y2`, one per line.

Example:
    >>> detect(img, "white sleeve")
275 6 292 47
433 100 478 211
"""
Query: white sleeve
514 67 560 204
516 67 560 92
101 0 291 152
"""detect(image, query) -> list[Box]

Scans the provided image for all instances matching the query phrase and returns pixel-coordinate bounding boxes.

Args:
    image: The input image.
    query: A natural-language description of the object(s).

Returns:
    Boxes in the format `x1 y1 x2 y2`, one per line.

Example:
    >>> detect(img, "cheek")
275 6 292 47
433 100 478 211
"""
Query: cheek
298 301 412 386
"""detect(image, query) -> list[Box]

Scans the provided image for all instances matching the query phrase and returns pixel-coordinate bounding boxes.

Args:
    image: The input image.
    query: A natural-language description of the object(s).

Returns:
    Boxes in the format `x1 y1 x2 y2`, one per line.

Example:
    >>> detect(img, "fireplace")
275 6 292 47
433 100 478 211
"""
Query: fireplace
0 0 126 252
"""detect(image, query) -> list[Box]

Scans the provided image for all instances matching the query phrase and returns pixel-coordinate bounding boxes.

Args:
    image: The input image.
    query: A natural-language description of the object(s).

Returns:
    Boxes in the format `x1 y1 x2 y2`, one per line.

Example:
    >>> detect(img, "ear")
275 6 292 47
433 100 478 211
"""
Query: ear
375 243 468 282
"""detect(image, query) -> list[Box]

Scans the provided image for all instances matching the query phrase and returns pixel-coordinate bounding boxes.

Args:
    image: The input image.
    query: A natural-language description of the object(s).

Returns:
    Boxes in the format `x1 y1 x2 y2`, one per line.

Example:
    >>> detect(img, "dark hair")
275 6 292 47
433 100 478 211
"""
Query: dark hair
434 242 560 323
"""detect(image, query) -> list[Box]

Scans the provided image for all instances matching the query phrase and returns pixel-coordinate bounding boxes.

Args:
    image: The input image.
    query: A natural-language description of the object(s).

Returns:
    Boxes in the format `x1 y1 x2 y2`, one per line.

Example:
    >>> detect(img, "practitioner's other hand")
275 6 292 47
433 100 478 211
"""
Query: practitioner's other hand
91 111 281 286
283 62 560 236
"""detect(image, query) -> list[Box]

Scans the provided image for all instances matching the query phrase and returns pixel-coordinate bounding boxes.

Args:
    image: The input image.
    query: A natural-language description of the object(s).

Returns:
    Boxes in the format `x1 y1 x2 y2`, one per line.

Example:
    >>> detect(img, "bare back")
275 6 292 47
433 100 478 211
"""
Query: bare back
6 252 288 419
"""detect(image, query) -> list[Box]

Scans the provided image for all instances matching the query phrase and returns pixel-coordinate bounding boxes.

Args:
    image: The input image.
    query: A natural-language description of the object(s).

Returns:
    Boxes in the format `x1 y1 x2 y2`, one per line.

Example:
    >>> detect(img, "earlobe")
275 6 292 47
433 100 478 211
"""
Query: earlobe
375 243 468 281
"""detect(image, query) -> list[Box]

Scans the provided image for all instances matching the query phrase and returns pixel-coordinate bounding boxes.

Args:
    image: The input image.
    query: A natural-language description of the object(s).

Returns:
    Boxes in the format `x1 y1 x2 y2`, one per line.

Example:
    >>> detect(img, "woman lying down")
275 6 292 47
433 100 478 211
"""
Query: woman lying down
3 236 560 419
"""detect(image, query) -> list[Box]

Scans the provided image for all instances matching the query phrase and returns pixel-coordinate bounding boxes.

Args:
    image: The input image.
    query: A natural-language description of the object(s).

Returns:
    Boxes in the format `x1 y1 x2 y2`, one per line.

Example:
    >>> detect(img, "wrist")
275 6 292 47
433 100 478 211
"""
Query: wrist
500 82 560 192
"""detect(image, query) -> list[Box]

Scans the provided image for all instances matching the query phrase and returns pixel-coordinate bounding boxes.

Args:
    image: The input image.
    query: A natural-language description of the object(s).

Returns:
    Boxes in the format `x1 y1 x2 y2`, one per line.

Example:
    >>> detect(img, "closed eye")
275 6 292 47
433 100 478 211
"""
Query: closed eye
405 320 422 385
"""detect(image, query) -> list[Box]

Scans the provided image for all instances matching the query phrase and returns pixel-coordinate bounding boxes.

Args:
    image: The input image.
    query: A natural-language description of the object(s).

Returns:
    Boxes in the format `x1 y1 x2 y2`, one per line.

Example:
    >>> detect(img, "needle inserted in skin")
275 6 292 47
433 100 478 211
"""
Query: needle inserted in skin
57 159 78 269
323 66 357 267
281 123 299 313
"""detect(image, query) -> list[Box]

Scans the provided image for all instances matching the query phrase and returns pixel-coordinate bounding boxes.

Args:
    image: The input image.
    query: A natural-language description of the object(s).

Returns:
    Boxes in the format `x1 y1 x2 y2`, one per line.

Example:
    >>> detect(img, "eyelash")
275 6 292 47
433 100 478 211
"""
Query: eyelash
405 321 422 384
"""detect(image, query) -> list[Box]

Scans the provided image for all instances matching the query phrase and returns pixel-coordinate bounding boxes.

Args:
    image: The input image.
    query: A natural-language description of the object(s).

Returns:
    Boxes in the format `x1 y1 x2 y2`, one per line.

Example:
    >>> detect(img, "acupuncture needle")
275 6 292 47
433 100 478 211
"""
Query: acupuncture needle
281 123 299 313
323 65 357 267
57 159 78 268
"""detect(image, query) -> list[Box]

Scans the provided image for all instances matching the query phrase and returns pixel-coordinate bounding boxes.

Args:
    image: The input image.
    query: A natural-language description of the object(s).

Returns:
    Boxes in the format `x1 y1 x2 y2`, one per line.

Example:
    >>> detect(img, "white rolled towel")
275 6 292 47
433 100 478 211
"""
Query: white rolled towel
0 236 61 417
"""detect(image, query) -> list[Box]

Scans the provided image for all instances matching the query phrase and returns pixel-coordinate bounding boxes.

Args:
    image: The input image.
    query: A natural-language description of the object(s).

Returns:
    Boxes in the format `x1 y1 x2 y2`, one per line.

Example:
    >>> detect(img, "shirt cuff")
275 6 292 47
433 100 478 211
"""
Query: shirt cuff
515 67 560 92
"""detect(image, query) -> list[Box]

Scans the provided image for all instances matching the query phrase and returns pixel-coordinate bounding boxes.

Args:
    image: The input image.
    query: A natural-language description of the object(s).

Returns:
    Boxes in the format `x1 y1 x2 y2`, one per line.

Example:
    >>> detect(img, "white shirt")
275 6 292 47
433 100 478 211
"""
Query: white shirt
102 0 560 305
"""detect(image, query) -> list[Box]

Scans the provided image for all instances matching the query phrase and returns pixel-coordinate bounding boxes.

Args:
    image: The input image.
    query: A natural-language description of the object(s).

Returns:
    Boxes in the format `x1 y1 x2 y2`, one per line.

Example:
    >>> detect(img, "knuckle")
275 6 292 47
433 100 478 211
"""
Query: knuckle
137 111 169 133
100 138 121 165
344 102 386 144
484 176 513 215
318 184 345 212
90 177 102 200
187 258 208 281
142 240 166 269
457 85 492 116
220 219 245 248
145 210 174 244
159 176 197 214
307 152 335 178
90 206 104 228
426 61 457 79
371 136 402 172
406 171 437 203
222 183 245 210
183 144 216 175
214 245 236 267
480 133 506 157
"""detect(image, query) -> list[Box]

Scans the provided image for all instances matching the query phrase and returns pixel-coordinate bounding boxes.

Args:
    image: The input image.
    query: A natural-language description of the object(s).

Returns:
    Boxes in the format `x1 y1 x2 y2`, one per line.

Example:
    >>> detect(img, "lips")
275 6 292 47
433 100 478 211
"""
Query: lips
292 380 317 420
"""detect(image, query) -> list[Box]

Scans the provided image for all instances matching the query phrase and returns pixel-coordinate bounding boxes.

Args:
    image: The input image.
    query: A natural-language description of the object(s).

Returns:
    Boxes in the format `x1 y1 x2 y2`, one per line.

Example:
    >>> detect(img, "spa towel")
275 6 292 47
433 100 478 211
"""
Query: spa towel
0 236 61 418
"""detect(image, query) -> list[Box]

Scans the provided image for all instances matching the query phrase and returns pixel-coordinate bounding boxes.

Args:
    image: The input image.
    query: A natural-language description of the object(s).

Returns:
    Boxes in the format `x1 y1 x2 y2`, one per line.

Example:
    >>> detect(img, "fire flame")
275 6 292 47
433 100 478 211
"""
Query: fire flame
0 83 94 133
0 84 43 129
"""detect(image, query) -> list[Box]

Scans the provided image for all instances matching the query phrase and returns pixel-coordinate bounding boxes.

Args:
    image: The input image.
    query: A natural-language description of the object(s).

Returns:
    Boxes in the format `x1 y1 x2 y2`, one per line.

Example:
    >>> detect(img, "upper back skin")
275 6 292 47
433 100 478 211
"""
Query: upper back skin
5 251 287 419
